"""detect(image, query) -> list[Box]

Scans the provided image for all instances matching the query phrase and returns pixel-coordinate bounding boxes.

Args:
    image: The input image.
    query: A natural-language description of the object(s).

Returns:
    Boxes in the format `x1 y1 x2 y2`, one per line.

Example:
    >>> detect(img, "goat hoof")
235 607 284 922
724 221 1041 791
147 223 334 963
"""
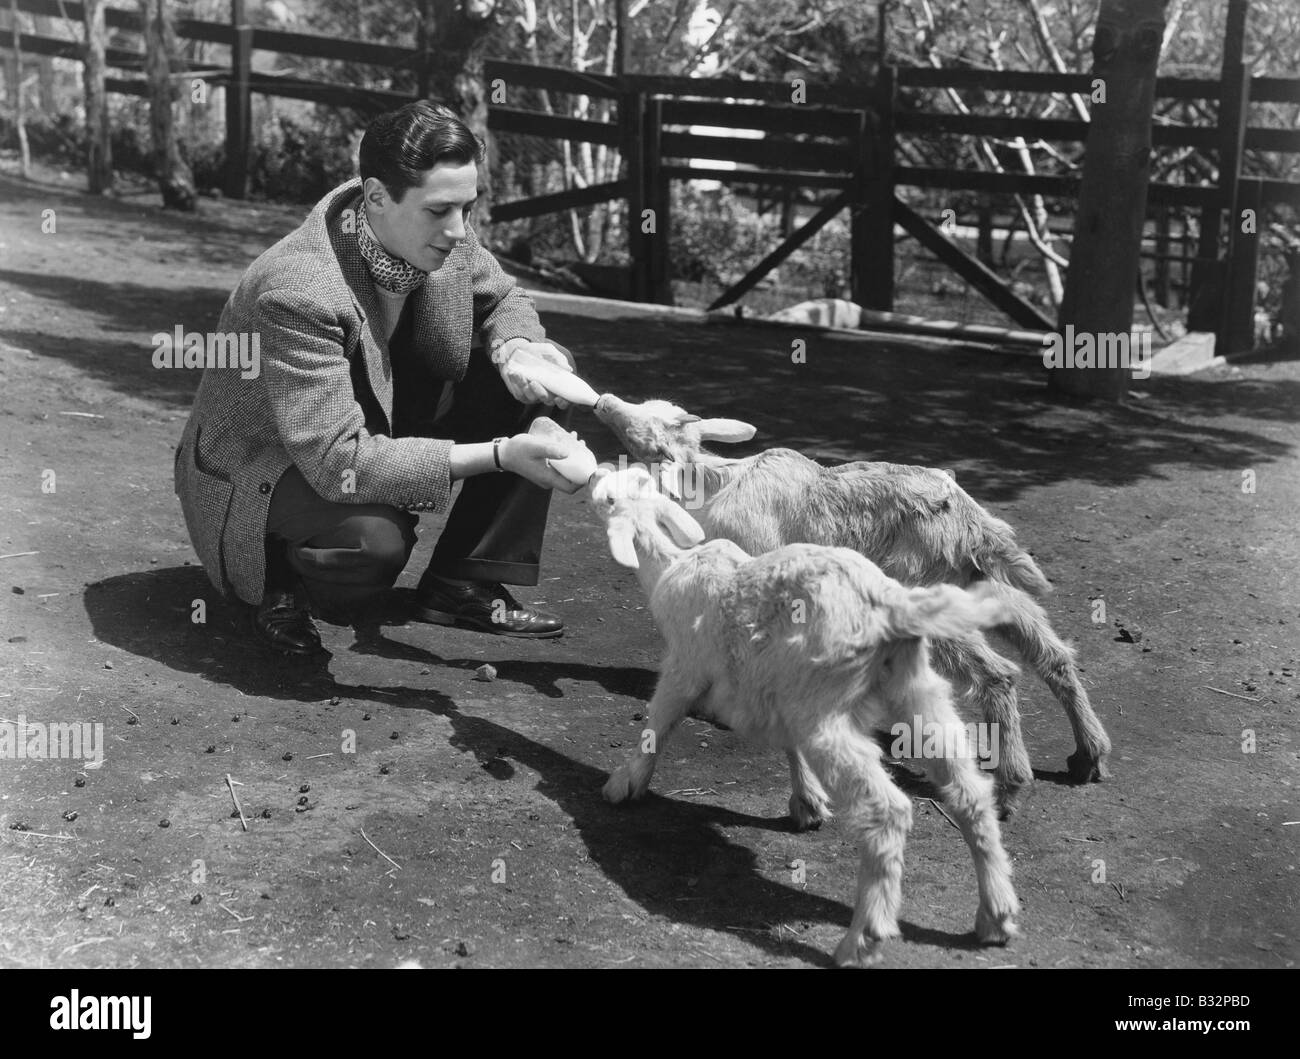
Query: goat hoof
603 768 638 804
834 932 888 968
788 795 832 832
975 907 1019 946
1067 749 1108 784
995 783 1026 820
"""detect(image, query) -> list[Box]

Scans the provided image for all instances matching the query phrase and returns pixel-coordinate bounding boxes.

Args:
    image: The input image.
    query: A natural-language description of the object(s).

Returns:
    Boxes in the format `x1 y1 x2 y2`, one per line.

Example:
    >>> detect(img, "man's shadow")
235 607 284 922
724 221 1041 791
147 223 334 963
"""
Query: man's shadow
86 564 993 966
83 565 657 703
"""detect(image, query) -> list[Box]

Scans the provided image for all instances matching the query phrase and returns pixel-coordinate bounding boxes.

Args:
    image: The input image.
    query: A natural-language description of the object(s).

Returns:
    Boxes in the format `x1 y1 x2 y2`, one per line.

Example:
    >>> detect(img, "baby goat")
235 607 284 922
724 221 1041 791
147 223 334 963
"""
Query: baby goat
589 465 1020 966
593 395 1111 814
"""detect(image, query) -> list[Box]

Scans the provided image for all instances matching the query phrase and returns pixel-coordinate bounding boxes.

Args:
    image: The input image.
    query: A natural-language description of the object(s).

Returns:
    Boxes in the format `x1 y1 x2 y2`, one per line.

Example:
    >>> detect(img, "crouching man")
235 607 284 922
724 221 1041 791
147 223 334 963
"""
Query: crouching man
173 100 581 655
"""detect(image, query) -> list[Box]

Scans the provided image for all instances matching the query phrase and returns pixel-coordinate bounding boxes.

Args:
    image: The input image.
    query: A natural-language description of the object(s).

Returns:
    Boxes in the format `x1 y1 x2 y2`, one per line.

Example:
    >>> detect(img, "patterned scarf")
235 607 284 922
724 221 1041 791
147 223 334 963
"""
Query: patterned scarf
356 199 428 294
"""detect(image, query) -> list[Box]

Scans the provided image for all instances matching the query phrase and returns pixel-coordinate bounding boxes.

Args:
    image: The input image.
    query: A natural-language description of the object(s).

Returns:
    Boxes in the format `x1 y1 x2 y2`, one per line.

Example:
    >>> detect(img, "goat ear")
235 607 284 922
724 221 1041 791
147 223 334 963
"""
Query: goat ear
695 418 756 443
606 518 640 569
657 499 706 548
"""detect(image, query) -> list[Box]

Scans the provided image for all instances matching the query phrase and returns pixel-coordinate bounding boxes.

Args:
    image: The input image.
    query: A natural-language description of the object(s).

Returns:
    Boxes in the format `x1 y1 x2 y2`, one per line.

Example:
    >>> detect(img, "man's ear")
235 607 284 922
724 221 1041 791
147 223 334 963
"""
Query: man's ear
361 176 389 210
607 517 640 569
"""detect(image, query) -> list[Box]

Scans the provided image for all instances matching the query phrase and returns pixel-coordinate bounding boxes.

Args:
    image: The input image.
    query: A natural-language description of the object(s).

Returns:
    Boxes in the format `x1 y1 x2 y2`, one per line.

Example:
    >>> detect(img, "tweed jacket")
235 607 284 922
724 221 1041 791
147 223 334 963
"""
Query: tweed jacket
173 177 548 606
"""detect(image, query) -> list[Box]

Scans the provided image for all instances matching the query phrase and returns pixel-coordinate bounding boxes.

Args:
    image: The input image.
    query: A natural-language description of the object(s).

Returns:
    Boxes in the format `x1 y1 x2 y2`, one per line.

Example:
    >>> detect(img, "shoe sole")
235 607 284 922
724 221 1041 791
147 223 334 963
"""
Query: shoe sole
413 606 564 639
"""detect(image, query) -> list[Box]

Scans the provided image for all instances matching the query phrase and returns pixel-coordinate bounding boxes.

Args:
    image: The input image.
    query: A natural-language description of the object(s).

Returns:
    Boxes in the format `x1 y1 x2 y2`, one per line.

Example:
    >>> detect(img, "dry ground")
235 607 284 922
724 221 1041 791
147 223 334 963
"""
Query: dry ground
0 166 1296 968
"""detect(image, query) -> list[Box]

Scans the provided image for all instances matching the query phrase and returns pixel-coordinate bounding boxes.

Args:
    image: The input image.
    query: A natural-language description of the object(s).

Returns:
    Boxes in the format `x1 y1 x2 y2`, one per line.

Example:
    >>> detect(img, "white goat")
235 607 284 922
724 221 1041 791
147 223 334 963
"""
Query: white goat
592 395 1111 817
589 465 1020 967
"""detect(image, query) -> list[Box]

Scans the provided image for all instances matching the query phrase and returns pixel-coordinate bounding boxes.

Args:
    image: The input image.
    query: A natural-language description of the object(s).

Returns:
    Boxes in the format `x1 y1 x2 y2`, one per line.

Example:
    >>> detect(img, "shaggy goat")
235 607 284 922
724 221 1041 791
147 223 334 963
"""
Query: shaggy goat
589 465 1021 966
592 395 1111 815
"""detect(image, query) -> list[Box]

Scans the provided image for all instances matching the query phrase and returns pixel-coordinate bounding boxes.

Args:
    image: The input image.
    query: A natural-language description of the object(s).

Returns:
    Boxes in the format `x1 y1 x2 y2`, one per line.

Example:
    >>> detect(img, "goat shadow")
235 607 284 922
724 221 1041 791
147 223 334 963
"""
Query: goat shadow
84 565 989 966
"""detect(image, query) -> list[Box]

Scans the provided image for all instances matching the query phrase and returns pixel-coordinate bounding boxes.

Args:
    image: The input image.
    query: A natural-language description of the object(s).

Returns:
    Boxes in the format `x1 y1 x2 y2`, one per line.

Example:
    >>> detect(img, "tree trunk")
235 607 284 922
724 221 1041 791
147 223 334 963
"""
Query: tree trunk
33 13 55 112
1050 0 1169 400
140 0 196 210
9 0 30 180
426 0 502 246
82 0 113 194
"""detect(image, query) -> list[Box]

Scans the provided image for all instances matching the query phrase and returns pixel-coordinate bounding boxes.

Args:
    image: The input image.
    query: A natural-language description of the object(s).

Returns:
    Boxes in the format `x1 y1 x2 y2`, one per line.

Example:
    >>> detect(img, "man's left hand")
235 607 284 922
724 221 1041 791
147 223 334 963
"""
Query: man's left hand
495 340 574 408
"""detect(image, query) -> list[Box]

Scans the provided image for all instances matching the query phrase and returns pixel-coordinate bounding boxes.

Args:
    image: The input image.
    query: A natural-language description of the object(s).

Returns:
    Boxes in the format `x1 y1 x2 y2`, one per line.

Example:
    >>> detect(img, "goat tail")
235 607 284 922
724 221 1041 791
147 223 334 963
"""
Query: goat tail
887 581 1016 642
973 539 1053 598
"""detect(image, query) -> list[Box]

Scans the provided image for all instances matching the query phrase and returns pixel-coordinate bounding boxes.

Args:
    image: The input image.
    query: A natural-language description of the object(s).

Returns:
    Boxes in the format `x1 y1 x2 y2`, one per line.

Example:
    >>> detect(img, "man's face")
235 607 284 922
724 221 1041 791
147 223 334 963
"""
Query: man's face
363 162 478 273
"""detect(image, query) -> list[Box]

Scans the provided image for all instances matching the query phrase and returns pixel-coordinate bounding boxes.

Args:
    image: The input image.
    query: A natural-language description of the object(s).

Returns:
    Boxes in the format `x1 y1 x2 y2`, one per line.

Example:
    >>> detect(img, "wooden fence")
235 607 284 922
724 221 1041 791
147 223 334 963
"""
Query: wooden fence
6 0 1300 352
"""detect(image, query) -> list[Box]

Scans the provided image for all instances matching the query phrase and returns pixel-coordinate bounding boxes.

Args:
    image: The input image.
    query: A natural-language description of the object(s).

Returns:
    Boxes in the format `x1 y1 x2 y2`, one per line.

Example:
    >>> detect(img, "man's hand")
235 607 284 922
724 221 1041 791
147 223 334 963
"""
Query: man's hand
498 434 583 493
494 340 574 408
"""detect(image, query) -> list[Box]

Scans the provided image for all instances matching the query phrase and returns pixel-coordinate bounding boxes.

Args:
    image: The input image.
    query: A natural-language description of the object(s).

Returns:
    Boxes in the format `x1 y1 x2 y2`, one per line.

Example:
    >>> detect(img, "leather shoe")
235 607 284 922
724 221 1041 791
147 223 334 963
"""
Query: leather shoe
252 587 324 655
413 578 563 638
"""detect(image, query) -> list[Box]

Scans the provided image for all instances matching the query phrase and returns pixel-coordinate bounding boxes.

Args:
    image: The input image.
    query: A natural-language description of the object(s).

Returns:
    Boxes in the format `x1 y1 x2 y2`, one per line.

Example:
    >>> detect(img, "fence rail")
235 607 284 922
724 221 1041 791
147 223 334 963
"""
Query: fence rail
8 0 1300 350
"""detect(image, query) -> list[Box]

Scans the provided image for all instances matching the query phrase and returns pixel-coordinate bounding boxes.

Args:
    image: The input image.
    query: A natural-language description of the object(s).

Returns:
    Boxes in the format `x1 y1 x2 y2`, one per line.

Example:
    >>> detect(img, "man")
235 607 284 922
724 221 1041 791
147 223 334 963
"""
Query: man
173 101 582 656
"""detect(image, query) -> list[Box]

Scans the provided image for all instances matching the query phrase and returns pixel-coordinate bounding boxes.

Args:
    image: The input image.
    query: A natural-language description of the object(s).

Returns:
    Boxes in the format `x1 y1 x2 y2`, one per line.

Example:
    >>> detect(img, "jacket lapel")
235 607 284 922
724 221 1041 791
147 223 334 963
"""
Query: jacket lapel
327 196 395 433
414 249 472 381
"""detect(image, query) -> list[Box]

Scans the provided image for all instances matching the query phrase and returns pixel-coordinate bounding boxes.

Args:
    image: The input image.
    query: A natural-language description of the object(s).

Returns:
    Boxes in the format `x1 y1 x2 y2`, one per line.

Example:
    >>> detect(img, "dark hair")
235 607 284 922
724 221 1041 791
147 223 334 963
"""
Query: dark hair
359 101 485 202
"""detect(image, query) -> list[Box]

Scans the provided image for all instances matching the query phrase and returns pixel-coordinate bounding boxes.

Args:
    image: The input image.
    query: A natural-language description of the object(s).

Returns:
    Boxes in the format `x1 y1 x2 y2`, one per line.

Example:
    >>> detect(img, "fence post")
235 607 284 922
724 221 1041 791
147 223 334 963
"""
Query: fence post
416 0 432 98
852 63 894 310
1216 59 1254 353
1224 175 1262 354
1188 0 1248 333
224 0 252 199
644 95 671 304
1154 205 1170 305
624 88 647 301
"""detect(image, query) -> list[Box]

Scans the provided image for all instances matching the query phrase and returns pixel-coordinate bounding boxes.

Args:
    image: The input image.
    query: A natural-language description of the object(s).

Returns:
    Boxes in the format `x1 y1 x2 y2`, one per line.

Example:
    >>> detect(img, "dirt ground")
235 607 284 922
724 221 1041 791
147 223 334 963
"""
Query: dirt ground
0 166 1296 970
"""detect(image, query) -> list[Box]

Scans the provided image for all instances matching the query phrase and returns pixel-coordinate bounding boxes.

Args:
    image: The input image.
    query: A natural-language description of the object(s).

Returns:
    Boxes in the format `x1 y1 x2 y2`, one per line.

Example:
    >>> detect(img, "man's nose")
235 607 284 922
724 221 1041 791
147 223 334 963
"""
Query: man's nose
444 212 468 241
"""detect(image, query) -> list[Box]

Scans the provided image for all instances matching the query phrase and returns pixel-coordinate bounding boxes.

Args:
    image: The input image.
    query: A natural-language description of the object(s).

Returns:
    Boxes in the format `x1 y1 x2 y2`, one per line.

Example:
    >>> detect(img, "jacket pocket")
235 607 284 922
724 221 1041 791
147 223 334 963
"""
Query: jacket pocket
192 423 233 483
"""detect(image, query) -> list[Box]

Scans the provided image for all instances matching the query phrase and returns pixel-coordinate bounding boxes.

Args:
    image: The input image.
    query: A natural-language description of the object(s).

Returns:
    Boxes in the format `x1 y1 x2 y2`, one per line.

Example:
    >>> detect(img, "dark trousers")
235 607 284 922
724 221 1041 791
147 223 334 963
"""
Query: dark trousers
264 345 574 620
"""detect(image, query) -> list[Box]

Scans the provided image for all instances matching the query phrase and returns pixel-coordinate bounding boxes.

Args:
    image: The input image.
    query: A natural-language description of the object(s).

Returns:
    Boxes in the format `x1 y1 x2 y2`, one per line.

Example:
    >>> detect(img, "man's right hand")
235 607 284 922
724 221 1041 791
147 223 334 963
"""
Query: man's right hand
498 434 583 493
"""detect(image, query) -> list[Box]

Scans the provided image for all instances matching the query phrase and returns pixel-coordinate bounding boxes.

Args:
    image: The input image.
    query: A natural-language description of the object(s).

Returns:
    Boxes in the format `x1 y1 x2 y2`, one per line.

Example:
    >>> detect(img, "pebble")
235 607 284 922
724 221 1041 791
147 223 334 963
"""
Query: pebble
282 751 293 761
190 893 202 905
299 783 310 794
205 745 216 754
7 635 26 643
159 818 170 828
362 712 371 721
74 777 85 788
329 696 341 706
62 810 77 822
104 661 113 669
390 731 399 740
104 896 115 907
454 940 474 957
474 663 497 682
11 586 23 594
